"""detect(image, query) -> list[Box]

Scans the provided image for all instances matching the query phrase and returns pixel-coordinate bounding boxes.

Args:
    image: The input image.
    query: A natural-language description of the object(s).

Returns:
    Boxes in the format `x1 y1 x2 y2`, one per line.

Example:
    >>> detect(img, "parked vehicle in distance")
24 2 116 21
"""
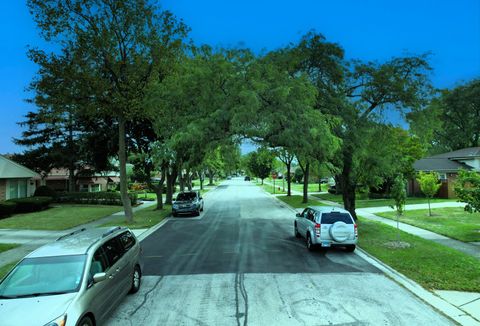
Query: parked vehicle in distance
294 206 357 252
0 227 142 326
172 191 204 217
244 176 251 181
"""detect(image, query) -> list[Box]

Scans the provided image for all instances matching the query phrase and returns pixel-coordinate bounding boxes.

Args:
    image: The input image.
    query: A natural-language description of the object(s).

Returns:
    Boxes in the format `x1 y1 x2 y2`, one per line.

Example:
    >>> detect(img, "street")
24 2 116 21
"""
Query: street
106 178 453 325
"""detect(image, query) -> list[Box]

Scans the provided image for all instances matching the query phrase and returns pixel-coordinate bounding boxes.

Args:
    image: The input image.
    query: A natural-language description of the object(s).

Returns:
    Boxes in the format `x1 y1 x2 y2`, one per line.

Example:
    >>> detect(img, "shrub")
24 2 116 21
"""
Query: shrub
56 191 138 206
8 196 53 213
34 185 57 199
0 201 17 218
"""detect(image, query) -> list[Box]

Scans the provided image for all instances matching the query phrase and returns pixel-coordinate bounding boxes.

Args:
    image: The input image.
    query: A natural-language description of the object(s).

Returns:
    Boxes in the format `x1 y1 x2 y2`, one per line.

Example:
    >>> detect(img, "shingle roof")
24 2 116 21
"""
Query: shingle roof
0 155 40 179
429 147 480 159
413 147 480 172
413 158 472 172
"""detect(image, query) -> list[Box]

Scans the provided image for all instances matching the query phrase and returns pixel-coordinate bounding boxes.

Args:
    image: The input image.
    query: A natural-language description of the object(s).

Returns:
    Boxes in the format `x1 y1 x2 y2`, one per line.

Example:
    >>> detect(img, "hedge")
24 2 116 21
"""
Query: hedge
8 196 53 213
34 185 58 199
0 201 17 218
56 191 138 206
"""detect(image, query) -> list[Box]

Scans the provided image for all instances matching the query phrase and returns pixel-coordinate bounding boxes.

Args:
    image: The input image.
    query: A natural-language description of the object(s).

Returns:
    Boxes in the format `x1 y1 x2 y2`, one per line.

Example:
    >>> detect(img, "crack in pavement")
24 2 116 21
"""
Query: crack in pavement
129 276 164 317
235 273 249 326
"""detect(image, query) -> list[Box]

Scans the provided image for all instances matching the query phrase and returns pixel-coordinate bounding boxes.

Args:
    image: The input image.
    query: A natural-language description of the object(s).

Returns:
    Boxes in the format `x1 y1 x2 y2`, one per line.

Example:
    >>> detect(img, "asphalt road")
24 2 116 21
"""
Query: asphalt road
106 178 453 326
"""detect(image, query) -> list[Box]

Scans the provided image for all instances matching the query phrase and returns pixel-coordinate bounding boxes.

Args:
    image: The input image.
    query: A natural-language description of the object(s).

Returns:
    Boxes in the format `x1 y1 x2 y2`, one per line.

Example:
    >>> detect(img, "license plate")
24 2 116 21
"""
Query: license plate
321 242 331 247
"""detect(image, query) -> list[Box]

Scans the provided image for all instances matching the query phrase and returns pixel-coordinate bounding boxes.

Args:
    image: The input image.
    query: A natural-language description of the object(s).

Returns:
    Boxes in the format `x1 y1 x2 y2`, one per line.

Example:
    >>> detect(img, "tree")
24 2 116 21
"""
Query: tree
247 149 274 184
28 0 188 222
416 172 441 216
454 170 480 213
390 175 407 242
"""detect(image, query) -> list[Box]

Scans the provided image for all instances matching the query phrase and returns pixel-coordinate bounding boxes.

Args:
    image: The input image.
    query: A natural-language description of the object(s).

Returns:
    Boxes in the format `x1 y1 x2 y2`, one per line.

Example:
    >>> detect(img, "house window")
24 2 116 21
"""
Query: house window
8 179 28 199
91 184 101 192
438 173 447 181
80 184 89 192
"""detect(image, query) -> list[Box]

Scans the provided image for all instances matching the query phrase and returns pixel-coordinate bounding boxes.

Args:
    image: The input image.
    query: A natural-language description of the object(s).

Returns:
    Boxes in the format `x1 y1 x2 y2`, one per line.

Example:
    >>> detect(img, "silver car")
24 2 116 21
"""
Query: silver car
294 206 358 252
0 226 142 326
172 191 204 217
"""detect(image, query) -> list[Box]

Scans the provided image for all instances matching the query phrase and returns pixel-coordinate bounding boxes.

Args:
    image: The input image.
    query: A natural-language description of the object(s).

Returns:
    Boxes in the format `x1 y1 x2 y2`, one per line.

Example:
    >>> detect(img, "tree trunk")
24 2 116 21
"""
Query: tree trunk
166 166 178 205
427 197 431 216
286 162 292 197
302 162 310 204
208 170 214 186
199 172 204 190
68 166 75 193
186 169 192 191
118 116 133 222
154 169 166 210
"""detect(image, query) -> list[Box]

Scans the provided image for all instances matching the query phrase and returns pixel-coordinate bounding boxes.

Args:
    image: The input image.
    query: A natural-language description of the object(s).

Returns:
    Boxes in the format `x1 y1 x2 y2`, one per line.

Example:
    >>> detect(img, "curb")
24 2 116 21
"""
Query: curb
355 248 480 325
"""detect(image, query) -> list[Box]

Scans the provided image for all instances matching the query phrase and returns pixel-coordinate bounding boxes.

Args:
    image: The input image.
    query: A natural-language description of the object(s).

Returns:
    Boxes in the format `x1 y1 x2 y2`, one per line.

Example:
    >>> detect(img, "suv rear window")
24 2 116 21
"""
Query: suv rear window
176 192 197 201
320 212 353 224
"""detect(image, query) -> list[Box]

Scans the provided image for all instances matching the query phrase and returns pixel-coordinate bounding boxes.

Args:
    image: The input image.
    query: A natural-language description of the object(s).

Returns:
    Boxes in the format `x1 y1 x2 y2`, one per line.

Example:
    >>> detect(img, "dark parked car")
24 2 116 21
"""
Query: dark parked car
172 191 204 217
244 176 251 181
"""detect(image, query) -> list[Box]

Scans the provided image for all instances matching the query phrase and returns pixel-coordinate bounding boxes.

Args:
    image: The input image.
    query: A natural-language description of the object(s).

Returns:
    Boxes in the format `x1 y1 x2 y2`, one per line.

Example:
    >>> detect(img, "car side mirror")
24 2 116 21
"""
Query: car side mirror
199 197 203 200
296 213 301 217
93 272 107 284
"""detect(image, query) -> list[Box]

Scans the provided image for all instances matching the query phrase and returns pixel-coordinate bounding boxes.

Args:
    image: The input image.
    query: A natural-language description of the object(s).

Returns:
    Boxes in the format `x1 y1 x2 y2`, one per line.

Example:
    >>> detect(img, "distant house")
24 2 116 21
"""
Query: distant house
37 168 120 192
0 155 40 200
408 147 480 198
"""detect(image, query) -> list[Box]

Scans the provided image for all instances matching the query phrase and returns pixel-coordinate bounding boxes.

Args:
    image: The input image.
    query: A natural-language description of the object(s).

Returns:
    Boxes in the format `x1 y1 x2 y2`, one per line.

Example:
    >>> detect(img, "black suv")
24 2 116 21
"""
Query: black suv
172 191 204 217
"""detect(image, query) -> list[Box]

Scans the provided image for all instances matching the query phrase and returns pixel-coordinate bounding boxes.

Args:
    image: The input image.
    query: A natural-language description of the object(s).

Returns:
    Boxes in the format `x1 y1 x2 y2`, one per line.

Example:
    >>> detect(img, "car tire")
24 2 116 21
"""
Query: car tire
306 234 314 251
345 245 356 252
172 212 177 217
201 204 204 212
77 316 94 326
294 223 301 238
195 208 200 216
129 265 142 294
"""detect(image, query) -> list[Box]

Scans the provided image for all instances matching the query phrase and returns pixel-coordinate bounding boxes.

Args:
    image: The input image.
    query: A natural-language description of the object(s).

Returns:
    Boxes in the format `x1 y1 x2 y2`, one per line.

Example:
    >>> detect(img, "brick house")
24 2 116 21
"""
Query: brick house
0 155 40 200
37 168 120 192
408 147 480 198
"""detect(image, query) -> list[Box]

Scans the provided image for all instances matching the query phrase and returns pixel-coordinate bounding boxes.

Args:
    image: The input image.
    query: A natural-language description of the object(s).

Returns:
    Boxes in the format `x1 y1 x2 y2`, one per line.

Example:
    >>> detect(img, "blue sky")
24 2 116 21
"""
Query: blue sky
1 0 479 154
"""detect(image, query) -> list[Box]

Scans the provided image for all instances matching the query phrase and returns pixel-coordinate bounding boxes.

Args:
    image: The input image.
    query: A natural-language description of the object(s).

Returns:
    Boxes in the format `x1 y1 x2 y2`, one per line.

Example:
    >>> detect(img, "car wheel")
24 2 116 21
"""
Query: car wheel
306 234 314 251
78 316 93 326
172 212 177 217
196 208 200 216
345 245 356 252
294 223 301 238
129 265 142 294
201 204 204 212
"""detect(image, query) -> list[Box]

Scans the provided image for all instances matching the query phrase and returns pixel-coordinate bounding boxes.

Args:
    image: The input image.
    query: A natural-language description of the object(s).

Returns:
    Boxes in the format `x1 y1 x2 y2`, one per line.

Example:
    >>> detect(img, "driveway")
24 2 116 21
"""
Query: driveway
106 178 453 325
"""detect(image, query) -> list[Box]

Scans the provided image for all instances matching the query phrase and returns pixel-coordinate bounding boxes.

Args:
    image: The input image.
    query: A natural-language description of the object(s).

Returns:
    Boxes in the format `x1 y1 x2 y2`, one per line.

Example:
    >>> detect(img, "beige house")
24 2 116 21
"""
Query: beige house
0 155 40 200
38 168 120 192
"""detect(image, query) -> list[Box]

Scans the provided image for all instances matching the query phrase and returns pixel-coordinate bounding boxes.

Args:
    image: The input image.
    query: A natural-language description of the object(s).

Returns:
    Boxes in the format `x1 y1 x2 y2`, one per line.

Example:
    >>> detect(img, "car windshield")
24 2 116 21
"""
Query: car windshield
176 193 197 201
0 255 86 298
321 213 354 224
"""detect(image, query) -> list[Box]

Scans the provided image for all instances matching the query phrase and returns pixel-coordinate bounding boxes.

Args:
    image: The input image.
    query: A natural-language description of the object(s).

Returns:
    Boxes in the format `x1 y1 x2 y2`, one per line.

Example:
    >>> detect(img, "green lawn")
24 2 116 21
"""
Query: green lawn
137 192 158 201
358 217 480 292
0 262 18 279
377 207 480 242
101 205 172 229
313 193 457 208
257 182 287 195
276 195 326 209
0 243 20 254
0 205 122 230
290 182 328 193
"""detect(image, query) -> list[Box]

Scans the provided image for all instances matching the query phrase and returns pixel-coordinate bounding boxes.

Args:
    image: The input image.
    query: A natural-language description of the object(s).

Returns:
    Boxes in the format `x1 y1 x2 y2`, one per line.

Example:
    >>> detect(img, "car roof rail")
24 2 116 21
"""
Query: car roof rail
57 228 87 241
102 226 123 238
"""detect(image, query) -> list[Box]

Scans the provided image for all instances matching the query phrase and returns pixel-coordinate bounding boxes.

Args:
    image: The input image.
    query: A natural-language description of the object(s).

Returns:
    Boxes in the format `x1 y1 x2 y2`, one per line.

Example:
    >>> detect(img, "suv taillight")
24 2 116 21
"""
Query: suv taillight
354 224 358 237
315 223 321 237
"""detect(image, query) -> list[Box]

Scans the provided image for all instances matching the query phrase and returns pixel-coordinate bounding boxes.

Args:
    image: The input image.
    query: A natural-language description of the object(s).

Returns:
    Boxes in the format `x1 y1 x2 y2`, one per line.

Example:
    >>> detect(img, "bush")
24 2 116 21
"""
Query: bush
0 201 17 218
56 191 138 206
8 196 53 213
34 185 57 199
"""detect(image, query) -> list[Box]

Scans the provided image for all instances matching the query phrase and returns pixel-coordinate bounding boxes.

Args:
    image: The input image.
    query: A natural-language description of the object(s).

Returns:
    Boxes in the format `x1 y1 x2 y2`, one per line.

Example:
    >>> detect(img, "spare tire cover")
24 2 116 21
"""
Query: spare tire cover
329 221 349 242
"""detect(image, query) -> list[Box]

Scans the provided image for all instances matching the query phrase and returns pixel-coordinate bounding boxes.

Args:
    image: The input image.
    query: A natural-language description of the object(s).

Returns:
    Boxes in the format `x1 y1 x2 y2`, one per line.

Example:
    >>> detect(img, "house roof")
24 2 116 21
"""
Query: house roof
429 147 480 159
413 157 473 172
413 147 480 172
0 155 40 179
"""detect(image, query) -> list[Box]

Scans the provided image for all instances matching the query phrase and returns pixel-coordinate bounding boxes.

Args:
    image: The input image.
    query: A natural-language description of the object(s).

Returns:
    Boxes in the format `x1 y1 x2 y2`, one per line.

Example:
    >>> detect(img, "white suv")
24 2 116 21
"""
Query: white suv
294 206 358 252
